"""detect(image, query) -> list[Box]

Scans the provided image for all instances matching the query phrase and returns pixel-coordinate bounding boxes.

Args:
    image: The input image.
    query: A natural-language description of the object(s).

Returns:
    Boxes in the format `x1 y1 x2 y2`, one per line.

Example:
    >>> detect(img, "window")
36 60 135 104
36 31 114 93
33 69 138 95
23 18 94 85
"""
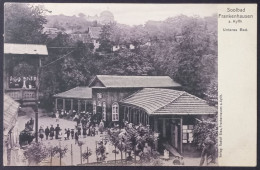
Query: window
93 101 96 114
102 102 106 121
112 102 119 121
97 93 102 99
182 124 194 143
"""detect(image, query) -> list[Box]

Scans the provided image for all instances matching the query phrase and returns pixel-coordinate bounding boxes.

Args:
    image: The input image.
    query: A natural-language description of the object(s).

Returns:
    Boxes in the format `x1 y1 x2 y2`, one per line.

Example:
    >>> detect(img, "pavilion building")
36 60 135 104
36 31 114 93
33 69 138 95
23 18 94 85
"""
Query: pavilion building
53 75 217 154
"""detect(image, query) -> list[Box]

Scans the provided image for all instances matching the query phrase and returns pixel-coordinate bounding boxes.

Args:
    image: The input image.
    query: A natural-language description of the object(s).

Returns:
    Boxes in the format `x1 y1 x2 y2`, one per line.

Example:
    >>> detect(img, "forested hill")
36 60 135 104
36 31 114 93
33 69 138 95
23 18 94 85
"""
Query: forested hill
44 14 98 33
4 4 218 110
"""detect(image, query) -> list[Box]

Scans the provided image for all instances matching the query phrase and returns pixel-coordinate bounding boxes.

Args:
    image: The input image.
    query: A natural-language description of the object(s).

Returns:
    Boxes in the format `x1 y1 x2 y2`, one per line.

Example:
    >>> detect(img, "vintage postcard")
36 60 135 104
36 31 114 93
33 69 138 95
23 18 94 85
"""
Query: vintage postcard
3 3 257 167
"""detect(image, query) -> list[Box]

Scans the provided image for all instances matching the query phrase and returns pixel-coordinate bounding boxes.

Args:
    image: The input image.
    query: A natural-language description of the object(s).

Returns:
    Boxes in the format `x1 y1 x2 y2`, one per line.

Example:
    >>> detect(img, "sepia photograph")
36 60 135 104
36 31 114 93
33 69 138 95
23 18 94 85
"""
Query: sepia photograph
3 3 219 166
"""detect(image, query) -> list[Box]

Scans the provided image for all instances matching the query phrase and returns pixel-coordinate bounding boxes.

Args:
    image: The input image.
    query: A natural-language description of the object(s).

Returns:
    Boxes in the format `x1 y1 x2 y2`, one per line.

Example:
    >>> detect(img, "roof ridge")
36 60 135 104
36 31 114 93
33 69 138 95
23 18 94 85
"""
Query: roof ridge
182 92 210 105
120 88 143 102
53 86 79 96
152 91 185 114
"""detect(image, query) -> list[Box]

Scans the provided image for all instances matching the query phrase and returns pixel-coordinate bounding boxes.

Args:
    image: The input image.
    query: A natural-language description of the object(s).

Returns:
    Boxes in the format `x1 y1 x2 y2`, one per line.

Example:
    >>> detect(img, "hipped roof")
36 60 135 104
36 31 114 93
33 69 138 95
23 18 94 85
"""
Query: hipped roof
89 75 181 88
4 94 19 135
4 43 48 55
120 88 217 115
53 87 92 99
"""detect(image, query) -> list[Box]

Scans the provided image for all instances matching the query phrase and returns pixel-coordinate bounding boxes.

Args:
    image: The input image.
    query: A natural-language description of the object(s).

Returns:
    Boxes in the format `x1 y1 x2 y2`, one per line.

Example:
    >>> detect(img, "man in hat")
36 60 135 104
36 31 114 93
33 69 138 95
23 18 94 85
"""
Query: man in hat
67 128 71 140
45 126 50 140
71 129 75 139
55 124 61 139
200 136 216 166
50 125 55 140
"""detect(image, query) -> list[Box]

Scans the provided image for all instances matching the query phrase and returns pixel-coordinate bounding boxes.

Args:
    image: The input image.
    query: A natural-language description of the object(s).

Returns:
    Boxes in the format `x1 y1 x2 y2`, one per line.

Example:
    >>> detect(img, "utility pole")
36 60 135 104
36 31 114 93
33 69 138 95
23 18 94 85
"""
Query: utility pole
35 63 40 143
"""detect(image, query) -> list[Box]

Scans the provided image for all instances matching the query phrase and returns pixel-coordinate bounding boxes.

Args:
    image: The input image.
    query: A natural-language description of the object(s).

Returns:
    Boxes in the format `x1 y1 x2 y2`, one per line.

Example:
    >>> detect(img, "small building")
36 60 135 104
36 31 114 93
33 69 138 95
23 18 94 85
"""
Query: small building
53 87 92 113
120 88 217 154
53 75 217 155
3 94 20 166
4 43 48 105
87 27 102 51
88 75 181 124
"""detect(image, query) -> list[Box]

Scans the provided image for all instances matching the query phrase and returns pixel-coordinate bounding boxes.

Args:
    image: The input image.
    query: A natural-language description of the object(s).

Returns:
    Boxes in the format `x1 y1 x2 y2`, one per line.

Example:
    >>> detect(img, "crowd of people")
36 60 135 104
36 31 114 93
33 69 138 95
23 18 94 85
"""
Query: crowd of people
38 119 105 145
9 76 37 89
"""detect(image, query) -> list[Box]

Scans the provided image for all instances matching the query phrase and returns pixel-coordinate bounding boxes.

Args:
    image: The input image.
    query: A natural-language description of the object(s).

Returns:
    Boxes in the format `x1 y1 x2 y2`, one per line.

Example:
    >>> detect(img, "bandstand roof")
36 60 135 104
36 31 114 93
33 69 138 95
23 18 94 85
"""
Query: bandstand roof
120 88 217 115
4 94 19 135
4 43 48 56
53 87 92 99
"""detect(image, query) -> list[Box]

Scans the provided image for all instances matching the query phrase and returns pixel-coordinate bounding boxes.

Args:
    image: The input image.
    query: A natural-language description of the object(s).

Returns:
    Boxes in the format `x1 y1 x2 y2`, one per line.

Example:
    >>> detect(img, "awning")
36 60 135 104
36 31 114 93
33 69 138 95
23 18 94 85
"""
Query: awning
4 94 20 135
120 88 217 115
53 87 92 100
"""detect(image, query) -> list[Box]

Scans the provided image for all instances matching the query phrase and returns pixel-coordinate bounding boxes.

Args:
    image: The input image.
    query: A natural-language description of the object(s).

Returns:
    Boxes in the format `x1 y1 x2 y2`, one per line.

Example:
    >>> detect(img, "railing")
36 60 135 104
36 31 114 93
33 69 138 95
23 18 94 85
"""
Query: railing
5 88 37 101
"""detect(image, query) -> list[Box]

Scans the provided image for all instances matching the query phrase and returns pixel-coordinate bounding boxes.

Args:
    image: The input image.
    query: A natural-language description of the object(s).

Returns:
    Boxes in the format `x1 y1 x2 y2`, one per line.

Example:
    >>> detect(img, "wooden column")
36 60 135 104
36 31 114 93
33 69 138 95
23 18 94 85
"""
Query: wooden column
123 106 126 121
180 117 183 154
141 111 143 125
84 100 87 113
127 107 129 122
55 98 58 112
154 117 158 132
130 108 132 123
78 100 80 113
162 119 166 138
128 108 131 123
133 109 136 125
143 112 146 126
137 109 140 124
70 99 73 111
63 99 65 111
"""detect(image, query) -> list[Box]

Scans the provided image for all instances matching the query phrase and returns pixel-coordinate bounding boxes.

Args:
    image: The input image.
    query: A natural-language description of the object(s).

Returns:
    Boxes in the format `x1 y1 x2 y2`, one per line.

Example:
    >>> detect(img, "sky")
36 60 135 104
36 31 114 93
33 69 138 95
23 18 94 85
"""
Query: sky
40 3 217 26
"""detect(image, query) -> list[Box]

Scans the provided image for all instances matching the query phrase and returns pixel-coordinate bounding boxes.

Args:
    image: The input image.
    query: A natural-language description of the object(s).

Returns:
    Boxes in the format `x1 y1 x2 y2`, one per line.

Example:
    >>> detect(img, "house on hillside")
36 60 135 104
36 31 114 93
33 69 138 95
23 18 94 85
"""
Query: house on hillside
70 34 91 44
87 27 102 51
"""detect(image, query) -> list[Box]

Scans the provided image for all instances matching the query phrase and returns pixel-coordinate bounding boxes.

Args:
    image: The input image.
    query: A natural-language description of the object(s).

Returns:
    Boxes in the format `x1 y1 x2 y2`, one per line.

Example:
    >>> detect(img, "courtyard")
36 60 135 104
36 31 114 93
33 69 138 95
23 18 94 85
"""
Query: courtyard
17 107 203 166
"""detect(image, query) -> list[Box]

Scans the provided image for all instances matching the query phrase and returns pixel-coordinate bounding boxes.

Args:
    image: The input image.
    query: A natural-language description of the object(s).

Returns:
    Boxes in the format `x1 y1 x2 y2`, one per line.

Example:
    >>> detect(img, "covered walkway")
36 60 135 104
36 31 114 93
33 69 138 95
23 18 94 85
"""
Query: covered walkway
120 88 217 154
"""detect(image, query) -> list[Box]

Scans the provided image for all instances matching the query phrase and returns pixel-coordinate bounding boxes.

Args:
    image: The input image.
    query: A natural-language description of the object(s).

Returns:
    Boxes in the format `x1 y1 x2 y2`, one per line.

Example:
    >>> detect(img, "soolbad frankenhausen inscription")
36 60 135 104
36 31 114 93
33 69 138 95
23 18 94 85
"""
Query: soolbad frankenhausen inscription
219 7 253 19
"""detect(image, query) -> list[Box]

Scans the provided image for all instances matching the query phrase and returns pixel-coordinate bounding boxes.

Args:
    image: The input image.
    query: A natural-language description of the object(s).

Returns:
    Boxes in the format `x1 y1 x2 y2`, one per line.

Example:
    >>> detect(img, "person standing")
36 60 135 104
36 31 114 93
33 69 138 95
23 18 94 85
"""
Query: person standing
75 132 79 145
64 129 67 140
67 128 71 140
55 110 60 122
99 120 104 134
71 129 75 139
77 125 82 138
83 126 87 138
55 124 61 139
200 136 216 166
45 126 50 140
39 126 44 141
50 125 55 140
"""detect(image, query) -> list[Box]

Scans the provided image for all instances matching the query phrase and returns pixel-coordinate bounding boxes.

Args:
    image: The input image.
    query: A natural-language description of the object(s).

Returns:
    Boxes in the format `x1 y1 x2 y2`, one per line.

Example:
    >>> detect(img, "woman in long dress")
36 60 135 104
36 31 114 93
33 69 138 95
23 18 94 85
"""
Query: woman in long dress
55 110 60 122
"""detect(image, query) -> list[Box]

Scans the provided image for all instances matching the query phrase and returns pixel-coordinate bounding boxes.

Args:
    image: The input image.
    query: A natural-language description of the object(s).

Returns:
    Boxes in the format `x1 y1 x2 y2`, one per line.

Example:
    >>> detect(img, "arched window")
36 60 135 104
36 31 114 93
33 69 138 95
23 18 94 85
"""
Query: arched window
112 102 119 121
93 100 96 114
102 101 106 121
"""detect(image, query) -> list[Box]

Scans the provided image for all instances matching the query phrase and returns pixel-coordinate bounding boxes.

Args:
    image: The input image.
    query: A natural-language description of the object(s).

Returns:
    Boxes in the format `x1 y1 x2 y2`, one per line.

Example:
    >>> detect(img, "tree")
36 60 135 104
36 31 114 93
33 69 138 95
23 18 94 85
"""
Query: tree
4 3 48 43
23 142 49 165
97 24 114 53
108 123 160 165
193 115 218 150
